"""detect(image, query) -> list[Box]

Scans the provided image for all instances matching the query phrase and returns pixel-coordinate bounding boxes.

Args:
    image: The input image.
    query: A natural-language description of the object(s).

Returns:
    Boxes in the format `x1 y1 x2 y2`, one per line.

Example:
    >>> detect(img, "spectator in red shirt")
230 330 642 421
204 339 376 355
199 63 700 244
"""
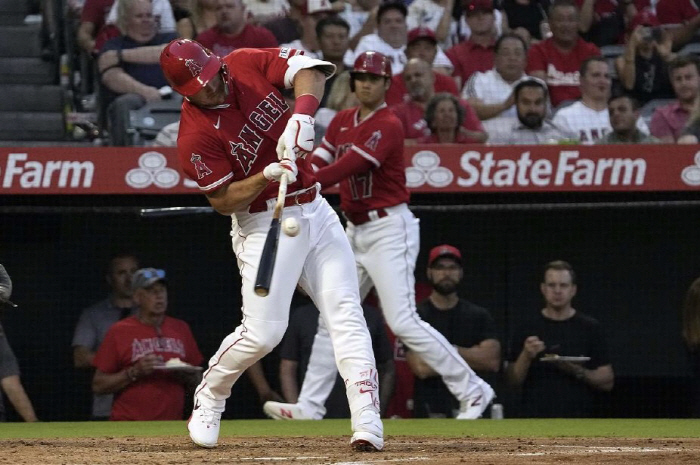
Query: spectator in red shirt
392 58 486 142
656 0 700 49
92 268 203 421
418 93 482 143
650 55 700 143
386 27 459 106
77 0 114 54
195 0 278 57
445 0 498 90
527 0 600 107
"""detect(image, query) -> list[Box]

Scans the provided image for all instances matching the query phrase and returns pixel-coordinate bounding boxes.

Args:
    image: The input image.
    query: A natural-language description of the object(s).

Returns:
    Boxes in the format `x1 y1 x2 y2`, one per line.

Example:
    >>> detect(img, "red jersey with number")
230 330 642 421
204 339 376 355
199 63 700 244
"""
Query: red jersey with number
312 104 409 214
177 48 319 213
93 316 203 421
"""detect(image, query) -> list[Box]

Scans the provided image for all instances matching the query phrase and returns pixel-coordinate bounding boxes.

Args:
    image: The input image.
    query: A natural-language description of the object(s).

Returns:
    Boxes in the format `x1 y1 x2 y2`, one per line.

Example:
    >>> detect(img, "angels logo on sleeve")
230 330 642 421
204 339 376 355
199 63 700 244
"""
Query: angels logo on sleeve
190 154 213 179
364 130 382 151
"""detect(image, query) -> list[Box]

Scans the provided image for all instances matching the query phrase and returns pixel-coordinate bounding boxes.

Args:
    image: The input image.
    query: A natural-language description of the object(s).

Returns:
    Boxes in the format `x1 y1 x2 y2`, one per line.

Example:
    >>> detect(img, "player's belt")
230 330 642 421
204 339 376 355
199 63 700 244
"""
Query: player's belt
249 185 318 213
343 208 389 226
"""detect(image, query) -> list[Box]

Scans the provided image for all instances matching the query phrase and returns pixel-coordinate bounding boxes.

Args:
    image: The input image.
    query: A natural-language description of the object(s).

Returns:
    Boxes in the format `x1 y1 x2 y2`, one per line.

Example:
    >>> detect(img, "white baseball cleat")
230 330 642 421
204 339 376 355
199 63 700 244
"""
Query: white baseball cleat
456 381 495 420
188 401 221 448
263 401 314 420
350 409 384 452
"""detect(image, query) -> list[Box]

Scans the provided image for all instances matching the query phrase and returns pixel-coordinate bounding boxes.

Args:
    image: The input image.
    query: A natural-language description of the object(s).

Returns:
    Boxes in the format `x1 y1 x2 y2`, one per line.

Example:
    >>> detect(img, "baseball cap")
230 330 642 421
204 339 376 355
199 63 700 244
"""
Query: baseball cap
307 0 335 15
407 27 437 46
465 0 494 15
428 244 462 267
628 8 660 31
131 268 167 291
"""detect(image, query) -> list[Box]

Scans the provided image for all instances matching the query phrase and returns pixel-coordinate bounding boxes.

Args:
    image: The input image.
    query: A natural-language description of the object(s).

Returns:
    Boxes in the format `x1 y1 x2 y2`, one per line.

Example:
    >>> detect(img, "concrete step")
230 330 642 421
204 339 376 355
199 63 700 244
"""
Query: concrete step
0 57 55 85
0 25 42 57
0 85 64 112
0 0 30 14
0 111 65 141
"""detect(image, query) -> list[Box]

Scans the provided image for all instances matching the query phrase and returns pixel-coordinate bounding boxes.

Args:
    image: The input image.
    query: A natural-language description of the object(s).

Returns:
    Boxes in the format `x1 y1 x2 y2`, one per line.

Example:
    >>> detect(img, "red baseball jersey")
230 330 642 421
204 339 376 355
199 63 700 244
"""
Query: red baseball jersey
177 48 320 213
93 316 203 421
313 104 409 214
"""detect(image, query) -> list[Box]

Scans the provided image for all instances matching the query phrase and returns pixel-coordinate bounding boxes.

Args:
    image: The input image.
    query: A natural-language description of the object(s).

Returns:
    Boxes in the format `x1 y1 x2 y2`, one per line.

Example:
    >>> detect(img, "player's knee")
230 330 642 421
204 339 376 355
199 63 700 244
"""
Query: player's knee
254 325 287 354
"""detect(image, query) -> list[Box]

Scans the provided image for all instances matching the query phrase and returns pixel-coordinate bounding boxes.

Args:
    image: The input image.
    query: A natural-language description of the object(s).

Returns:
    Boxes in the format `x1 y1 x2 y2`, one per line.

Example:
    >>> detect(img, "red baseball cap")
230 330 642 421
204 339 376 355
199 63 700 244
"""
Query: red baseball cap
428 244 462 266
628 8 660 31
465 0 494 15
407 27 437 46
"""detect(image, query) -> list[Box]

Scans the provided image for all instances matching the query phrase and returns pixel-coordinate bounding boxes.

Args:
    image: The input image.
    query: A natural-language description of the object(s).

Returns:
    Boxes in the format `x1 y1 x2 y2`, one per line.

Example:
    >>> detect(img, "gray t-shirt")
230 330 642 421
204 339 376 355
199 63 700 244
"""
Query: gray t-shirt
0 322 20 421
72 298 134 419
488 119 576 145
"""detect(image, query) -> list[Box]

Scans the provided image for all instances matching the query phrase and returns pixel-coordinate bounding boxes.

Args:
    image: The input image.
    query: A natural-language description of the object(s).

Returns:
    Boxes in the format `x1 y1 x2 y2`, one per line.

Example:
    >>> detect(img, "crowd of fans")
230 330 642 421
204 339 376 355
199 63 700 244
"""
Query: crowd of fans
58 0 700 146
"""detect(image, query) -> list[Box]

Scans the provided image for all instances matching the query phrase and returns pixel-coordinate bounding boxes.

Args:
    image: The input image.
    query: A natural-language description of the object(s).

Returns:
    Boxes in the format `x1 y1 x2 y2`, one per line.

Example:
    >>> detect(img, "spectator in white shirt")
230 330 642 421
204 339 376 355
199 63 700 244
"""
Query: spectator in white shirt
106 0 176 33
464 32 528 134
340 0 380 50
553 56 649 144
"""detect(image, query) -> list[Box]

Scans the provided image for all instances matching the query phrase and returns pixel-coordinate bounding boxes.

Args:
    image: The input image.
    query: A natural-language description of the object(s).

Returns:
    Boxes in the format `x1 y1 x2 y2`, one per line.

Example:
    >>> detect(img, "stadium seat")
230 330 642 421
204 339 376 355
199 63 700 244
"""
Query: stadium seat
129 94 183 145
600 45 624 59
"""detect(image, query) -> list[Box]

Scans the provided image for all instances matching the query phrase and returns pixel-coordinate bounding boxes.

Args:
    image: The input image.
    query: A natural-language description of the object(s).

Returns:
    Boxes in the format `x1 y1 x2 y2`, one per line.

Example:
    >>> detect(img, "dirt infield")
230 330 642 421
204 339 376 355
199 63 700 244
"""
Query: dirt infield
2 436 700 464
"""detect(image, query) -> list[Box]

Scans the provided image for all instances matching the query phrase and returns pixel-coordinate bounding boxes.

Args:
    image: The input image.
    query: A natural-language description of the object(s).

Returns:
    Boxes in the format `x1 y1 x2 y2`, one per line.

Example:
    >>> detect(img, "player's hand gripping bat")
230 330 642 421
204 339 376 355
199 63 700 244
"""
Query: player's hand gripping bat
254 171 289 297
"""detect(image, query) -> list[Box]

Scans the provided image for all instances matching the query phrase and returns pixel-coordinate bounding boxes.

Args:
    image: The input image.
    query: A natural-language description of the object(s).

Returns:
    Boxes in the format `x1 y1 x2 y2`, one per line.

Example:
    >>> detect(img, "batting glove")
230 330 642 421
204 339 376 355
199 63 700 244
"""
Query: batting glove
263 159 298 184
276 114 315 161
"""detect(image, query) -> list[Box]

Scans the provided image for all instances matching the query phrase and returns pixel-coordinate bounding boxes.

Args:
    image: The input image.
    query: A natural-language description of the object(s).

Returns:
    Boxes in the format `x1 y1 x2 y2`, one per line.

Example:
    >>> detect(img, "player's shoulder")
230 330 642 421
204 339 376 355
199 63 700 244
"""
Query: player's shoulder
375 106 403 128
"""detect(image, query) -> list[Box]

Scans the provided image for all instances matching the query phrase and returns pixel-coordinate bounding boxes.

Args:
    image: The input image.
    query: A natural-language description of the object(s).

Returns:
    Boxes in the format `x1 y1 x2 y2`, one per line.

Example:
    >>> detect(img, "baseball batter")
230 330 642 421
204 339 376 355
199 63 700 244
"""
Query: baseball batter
159 40 383 451
264 51 495 422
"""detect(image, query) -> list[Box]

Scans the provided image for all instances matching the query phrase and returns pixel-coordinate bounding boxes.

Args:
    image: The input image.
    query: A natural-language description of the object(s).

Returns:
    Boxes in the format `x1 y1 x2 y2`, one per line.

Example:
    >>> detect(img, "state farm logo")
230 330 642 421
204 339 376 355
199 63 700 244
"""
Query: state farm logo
681 152 700 186
405 150 453 188
1 153 93 188
126 151 181 189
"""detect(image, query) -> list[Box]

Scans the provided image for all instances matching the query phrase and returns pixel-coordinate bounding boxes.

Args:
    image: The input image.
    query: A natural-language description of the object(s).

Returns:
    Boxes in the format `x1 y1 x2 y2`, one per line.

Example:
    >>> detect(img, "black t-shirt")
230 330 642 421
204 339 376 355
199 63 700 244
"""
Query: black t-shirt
502 0 549 40
507 311 611 418
631 51 674 105
279 302 391 418
412 298 498 418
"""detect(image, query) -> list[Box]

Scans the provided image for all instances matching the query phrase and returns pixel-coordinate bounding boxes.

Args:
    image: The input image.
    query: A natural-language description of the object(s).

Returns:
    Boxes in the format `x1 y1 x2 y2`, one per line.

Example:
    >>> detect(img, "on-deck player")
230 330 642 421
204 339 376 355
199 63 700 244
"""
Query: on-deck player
264 51 495 422
159 39 383 451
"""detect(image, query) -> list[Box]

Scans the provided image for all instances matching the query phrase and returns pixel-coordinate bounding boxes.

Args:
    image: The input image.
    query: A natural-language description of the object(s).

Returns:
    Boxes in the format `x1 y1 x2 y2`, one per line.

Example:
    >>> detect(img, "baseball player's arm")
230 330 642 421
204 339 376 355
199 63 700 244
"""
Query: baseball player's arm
205 172 271 215
314 149 375 188
279 358 300 403
0 375 38 422
454 338 501 372
246 360 284 404
505 335 545 386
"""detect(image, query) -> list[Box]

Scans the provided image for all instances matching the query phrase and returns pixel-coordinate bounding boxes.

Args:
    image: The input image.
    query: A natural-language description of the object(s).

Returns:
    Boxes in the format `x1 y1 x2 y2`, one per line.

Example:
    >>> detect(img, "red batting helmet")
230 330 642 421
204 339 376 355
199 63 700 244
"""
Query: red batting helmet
351 51 392 79
160 39 222 97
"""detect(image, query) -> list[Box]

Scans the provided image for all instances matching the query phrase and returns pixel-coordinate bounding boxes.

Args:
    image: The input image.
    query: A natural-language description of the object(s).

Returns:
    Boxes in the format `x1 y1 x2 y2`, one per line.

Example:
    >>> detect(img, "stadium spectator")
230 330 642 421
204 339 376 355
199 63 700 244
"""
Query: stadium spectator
553 57 649 144
92 268 203 421
243 0 290 25
280 0 339 59
352 1 409 74
0 265 38 422
97 0 177 146
194 0 278 58
463 32 528 134
682 276 700 417
176 0 218 39
650 55 700 143
77 0 115 54
406 27 453 75
615 10 675 105
598 94 658 144
315 72 358 143
418 93 486 143
315 16 352 109
506 260 614 418
576 0 636 47
655 0 700 49
262 0 306 45
677 97 700 144
501 0 550 44
406 245 500 418
489 78 574 144
339 0 380 50
72 253 139 420
385 27 459 106
406 0 457 46
526 0 600 107
391 58 486 142
445 0 498 90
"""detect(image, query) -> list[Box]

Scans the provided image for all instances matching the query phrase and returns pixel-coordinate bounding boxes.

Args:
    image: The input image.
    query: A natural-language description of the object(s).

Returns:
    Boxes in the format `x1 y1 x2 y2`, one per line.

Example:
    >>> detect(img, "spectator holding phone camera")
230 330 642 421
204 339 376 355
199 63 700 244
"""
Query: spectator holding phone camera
615 9 675 105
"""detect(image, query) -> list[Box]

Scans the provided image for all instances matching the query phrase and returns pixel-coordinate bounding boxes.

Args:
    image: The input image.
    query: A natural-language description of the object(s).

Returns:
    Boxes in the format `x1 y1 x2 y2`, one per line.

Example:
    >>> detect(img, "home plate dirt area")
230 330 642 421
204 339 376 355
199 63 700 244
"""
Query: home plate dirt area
1 436 700 464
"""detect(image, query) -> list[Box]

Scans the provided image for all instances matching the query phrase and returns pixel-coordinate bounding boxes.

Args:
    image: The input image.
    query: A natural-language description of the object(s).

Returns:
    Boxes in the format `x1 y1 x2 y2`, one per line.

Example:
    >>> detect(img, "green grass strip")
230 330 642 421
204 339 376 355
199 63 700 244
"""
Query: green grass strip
1 419 699 440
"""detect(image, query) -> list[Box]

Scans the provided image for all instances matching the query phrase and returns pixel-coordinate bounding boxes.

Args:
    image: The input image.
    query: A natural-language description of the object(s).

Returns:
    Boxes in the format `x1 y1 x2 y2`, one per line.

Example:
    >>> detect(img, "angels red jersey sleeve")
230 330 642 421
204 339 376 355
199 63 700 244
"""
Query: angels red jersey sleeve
177 126 233 193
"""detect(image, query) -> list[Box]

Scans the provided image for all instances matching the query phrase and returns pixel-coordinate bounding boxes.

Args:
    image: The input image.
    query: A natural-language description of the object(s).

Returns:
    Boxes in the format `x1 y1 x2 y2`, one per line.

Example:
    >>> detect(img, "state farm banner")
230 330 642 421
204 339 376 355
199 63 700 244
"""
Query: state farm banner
0 144 699 194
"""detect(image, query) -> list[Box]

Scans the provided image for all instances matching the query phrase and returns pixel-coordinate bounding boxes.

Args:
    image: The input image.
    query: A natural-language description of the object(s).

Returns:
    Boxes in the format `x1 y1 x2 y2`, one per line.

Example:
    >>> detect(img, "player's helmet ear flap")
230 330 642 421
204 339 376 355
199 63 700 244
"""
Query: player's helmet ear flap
349 51 392 93
160 39 222 97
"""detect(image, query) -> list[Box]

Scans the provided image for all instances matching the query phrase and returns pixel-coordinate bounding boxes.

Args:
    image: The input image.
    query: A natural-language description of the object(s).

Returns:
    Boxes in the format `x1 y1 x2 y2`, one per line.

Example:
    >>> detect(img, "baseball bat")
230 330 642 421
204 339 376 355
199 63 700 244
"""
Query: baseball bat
254 171 289 297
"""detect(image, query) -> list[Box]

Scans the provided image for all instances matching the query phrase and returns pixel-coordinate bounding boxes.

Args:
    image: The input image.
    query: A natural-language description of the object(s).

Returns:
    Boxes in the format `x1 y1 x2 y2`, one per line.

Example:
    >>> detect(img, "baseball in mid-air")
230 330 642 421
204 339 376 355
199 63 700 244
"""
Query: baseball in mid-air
282 217 300 237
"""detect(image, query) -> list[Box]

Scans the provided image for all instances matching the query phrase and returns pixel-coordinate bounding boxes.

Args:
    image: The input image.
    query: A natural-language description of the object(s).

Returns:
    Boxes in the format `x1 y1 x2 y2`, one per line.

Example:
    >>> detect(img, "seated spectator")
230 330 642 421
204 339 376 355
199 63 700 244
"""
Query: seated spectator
527 0 600 107
406 27 453 75
502 0 550 45
447 0 507 48
315 17 352 108
506 260 614 418
280 0 341 59
262 0 306 45
315 71 358 142
406 0 457 47
650 55 700 143
0 265 38 422
92 268 203 421
678 99 700 144
598 94 658 144
339 0 380 50
553 57 649 143
656 0 700 49
386 28 459 106
195 0 278 58
418 93 487 143
176 0 219 39
391 58 485 142
77 0 116 55
445 0 498 90
242 0 290 25
489 78 575 144
95 0 176 53
97 0 177 146
576 0 636 47
464 32 528 134
615 9 675 106
406 245 500 418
